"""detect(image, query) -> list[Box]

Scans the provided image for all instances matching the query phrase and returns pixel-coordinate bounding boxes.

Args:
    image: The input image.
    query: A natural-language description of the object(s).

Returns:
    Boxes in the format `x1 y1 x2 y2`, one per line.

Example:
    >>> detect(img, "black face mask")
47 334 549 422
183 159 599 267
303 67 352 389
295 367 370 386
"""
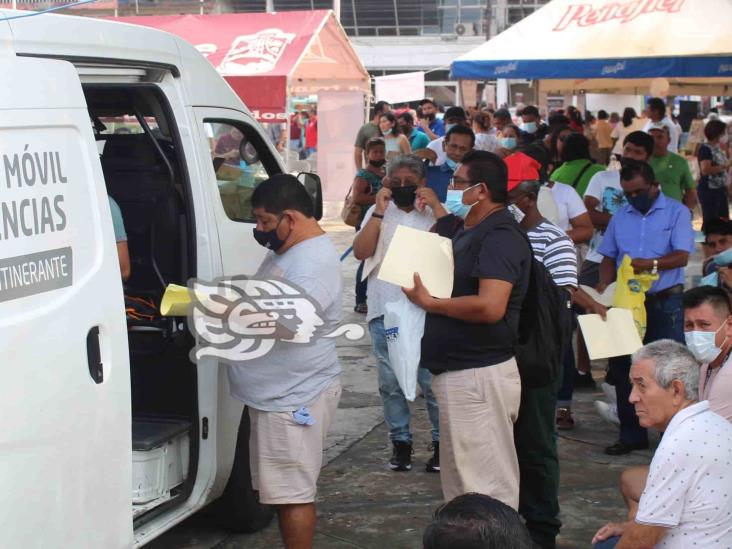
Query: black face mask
391 185 418 208
369 159 386 168
252 216 291 251
425 113 436 121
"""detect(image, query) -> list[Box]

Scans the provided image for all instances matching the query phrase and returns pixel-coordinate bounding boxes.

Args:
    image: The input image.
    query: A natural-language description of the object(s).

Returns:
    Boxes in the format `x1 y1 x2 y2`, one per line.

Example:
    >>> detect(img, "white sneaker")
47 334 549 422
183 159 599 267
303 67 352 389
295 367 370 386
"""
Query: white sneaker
601 382 617 405
595 400 620 426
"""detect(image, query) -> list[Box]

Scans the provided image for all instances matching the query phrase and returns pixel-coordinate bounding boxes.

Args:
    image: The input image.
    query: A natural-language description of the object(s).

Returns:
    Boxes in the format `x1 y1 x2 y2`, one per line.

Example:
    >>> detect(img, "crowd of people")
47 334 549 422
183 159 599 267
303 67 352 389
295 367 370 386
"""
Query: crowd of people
241 96 732 549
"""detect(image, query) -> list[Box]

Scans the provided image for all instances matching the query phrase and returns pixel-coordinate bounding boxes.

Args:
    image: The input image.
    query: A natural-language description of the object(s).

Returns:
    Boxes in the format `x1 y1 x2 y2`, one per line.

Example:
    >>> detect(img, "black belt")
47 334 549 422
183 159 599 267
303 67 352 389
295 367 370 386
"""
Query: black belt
646 284 683 301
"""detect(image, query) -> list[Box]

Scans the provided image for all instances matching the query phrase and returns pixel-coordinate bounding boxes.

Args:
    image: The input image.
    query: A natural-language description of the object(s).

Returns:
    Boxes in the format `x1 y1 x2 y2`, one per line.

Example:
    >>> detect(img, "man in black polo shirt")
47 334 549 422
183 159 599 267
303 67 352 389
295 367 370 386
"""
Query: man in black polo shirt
403 150 531 510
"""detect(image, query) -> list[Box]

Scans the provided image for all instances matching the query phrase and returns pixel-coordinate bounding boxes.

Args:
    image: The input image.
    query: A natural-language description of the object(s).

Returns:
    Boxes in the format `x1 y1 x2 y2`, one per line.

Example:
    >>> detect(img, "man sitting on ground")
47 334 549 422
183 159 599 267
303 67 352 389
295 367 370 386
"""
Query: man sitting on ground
592 339 732 548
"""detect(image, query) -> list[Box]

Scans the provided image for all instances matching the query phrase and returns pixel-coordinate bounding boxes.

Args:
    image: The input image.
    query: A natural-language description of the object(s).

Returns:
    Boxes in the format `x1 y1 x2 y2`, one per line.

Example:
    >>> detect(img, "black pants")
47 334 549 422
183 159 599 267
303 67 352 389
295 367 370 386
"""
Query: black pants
514 381 561 549
607 292 684 446
698 181 729 232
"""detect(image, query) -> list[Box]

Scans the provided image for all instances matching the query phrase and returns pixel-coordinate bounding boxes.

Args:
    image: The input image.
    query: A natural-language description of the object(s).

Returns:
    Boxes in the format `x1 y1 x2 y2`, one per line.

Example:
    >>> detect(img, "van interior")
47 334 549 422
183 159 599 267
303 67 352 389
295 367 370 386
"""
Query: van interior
84 84 198 525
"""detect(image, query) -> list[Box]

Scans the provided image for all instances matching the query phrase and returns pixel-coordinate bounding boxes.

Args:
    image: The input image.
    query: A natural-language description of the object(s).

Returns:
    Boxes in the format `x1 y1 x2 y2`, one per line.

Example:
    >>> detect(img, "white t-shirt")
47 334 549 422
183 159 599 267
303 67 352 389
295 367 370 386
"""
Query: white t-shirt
549 181 587 233
227 234 342 411
643 116 679 153
611 118 645 155
583 170 626 264
635 401 732 547
427 136 447 166
361 202 437 322
475 132 499 153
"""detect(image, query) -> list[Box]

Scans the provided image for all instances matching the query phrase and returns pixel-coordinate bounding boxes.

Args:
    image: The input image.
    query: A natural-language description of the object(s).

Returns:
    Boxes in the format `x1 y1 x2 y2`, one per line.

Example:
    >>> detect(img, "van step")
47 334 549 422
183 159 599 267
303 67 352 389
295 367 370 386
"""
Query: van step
132 418 190 451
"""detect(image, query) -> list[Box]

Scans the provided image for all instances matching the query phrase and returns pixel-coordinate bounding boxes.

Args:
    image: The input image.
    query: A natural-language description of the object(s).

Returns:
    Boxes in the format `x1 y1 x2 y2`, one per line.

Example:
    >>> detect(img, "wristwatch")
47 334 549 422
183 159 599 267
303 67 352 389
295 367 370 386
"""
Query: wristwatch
651 259 659 275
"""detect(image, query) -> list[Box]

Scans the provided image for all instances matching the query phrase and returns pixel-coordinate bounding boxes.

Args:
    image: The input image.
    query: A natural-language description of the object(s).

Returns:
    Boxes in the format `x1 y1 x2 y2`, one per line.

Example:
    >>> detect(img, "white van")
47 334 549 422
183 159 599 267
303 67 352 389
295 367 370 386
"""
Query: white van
0 10 322 548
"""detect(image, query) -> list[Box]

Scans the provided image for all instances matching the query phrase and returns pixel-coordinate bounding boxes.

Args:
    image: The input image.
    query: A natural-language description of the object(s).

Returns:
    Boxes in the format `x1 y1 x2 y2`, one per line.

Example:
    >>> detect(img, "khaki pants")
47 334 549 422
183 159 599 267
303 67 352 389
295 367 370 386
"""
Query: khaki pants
249 377 342 505
432 358 522 509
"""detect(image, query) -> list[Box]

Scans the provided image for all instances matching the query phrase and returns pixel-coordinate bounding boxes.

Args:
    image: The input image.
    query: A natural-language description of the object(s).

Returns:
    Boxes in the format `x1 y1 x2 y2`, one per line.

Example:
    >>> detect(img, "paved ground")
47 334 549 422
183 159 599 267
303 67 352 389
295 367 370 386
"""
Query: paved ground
147 219 695 549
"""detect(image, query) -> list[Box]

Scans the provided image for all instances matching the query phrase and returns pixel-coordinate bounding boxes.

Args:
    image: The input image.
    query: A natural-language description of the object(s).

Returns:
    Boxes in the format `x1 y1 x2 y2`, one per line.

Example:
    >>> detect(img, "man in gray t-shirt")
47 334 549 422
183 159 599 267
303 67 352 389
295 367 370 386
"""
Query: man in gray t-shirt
227 174 342 549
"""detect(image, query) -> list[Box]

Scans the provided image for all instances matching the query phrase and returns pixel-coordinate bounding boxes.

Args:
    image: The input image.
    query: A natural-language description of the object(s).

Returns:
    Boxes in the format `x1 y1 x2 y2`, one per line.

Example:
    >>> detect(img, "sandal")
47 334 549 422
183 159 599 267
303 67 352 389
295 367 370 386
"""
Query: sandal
354 303 368 314
556 407 575 430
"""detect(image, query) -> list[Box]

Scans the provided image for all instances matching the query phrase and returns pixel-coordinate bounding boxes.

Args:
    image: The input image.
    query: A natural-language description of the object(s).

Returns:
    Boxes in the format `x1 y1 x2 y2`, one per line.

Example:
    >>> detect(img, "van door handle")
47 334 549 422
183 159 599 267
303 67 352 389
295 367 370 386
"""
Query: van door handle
86 326 103 384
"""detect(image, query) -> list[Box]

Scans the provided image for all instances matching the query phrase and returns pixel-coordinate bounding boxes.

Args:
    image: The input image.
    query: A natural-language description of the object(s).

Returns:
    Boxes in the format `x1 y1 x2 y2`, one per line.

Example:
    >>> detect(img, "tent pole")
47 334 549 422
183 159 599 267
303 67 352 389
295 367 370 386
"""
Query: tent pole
333 0 341 21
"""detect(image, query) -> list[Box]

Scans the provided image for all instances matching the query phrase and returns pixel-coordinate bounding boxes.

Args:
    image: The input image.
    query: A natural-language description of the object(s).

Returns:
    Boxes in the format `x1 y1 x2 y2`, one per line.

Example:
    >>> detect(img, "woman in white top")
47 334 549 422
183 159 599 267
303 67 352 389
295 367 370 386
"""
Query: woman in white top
610 108 643 159
472 111 499 153
379 112 411 159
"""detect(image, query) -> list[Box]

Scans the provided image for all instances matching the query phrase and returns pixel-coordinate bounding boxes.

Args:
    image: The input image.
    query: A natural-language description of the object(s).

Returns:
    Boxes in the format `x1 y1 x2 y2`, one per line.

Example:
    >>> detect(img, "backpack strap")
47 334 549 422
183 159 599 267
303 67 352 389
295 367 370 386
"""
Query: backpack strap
569 160 593 189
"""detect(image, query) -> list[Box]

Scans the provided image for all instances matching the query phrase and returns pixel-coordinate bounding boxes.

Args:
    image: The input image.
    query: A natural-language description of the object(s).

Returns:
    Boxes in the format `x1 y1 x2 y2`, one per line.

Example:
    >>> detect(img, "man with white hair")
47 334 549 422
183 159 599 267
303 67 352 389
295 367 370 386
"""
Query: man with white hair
592 339 732 548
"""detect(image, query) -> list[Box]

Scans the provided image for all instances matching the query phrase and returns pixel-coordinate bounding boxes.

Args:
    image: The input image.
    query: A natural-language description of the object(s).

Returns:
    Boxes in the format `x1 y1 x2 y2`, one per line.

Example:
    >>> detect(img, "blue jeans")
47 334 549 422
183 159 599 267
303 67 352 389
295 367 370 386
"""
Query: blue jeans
594 536 620 549
608 292 684 446
369 317 440 443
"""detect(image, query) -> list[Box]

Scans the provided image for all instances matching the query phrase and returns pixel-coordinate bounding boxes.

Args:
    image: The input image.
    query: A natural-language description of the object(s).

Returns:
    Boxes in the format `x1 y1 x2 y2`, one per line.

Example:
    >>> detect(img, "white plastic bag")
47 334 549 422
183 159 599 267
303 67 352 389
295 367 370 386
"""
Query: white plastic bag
383 295 426 401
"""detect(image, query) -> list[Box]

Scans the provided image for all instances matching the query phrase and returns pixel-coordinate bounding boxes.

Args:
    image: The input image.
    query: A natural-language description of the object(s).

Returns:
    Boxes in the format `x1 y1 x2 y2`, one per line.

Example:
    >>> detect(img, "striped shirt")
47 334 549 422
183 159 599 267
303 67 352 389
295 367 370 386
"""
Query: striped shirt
527 221 578 289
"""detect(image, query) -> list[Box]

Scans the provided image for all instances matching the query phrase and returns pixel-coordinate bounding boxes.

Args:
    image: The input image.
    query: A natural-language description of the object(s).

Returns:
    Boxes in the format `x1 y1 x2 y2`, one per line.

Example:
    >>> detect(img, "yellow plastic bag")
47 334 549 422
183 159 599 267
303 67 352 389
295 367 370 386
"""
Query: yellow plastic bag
612 255 658 340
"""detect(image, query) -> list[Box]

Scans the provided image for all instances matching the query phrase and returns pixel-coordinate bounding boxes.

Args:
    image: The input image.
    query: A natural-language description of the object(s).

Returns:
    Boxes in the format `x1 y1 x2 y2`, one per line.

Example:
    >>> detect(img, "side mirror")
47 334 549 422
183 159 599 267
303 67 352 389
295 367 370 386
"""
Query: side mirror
297 172 323 221
239 138 260 165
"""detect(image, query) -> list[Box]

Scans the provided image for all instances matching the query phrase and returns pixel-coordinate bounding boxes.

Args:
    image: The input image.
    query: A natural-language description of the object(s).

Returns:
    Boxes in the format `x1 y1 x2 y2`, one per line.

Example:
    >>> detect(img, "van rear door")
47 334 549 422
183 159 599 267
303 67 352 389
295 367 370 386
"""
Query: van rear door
0 57 133 548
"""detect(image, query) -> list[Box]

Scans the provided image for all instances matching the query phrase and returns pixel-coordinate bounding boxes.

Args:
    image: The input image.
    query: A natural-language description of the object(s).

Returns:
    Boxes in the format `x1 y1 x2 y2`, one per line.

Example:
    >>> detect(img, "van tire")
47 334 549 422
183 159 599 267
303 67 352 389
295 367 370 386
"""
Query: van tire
209 408 274 533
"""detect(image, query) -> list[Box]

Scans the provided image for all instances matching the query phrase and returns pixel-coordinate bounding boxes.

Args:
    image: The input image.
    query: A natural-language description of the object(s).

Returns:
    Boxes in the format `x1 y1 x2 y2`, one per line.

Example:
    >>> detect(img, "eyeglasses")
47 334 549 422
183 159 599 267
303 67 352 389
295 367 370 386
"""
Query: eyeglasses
448 178 484 190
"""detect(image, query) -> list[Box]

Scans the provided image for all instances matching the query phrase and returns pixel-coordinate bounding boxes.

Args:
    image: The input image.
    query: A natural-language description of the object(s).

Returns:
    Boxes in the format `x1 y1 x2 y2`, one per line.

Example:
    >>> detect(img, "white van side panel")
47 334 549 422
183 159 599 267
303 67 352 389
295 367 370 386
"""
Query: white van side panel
0 16 13 58
0 57 132 548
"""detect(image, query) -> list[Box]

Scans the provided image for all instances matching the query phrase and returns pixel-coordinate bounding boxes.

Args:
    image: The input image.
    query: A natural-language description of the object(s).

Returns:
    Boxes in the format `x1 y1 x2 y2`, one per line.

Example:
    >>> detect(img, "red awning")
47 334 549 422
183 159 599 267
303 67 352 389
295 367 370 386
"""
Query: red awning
113 11 331 121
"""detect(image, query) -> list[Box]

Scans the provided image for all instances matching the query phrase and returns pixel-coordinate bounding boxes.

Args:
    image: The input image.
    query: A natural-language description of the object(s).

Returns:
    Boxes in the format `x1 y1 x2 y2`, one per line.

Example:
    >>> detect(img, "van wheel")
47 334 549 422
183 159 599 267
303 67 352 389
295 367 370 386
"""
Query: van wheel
208 408 274 533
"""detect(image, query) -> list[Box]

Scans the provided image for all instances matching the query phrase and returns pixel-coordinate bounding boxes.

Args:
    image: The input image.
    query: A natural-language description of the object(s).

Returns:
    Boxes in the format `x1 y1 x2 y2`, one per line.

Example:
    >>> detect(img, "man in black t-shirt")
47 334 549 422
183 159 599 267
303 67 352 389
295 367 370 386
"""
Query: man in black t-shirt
403 151 531 510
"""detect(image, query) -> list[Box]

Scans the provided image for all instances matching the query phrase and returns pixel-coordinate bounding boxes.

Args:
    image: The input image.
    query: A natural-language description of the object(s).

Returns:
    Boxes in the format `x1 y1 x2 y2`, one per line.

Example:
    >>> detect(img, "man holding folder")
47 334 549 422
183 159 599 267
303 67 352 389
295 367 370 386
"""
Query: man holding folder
596 159 695 455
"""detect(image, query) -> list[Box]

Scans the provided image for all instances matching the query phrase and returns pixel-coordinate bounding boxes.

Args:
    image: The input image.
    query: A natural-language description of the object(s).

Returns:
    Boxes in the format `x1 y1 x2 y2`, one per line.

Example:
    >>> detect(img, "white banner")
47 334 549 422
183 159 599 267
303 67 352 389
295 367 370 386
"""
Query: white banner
374 72 425 104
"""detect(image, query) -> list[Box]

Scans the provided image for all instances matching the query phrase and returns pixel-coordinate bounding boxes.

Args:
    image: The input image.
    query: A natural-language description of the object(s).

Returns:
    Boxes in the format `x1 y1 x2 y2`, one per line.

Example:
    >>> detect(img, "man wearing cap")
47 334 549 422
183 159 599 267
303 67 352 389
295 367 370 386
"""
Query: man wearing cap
648 123 697 208
417 98 445 140
642 97 679 153
506 152 606 548
505 151 576 548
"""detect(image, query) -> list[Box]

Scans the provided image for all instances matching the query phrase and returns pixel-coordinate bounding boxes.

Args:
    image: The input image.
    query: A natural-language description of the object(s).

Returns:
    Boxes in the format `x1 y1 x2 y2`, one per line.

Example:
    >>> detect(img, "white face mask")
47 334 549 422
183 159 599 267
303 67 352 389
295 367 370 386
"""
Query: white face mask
685 322 728 363
508 203 525 223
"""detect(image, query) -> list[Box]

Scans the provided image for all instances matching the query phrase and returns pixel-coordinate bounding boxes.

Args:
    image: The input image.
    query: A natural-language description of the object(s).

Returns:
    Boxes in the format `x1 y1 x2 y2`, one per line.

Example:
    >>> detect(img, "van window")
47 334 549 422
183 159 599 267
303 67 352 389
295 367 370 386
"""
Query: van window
205 121 273 223
98 116 160 135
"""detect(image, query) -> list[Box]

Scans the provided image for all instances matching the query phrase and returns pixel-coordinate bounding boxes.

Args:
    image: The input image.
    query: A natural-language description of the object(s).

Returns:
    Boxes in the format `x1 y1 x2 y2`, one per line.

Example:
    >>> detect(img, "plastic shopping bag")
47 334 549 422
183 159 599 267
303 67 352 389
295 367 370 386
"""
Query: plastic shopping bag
383 295 426 401
612 255 658 341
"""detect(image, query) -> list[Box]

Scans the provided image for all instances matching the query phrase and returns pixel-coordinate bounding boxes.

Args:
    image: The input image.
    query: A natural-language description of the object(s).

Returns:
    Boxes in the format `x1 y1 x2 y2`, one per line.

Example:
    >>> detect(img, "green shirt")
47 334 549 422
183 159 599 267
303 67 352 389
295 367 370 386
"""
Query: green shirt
550 159 605 197
649 152 695 202
354 122 380 149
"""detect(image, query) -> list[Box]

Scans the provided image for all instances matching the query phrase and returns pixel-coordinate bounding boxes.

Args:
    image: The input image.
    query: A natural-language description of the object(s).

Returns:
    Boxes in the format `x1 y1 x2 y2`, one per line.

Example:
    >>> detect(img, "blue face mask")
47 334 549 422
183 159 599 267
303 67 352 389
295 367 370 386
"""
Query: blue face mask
701 272 720 287
713 247 732 267
500 137 517 149
444 158 458 171
626 190 654 214
445 123 456 133
521 121 538 134
445 189 471 218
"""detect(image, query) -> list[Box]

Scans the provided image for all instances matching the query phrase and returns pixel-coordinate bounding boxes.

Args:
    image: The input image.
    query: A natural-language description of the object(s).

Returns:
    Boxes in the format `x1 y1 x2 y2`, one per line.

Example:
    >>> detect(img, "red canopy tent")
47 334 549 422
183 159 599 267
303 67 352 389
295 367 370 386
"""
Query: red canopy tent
113 10 370 122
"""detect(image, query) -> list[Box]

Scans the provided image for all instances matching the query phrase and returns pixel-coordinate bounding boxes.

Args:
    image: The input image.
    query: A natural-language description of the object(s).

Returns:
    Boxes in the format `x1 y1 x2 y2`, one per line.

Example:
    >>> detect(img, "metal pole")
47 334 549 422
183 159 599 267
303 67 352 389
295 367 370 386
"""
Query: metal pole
266 0 274 12
12 0 17 9
135 0 138 15
484 0 492 40
333 0 340 21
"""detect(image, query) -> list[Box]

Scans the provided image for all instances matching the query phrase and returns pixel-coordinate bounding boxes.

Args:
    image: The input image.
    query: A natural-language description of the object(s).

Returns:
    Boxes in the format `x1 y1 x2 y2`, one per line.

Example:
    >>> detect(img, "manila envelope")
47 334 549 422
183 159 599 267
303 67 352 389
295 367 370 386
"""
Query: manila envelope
377 225 454 298
577 307 643 360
